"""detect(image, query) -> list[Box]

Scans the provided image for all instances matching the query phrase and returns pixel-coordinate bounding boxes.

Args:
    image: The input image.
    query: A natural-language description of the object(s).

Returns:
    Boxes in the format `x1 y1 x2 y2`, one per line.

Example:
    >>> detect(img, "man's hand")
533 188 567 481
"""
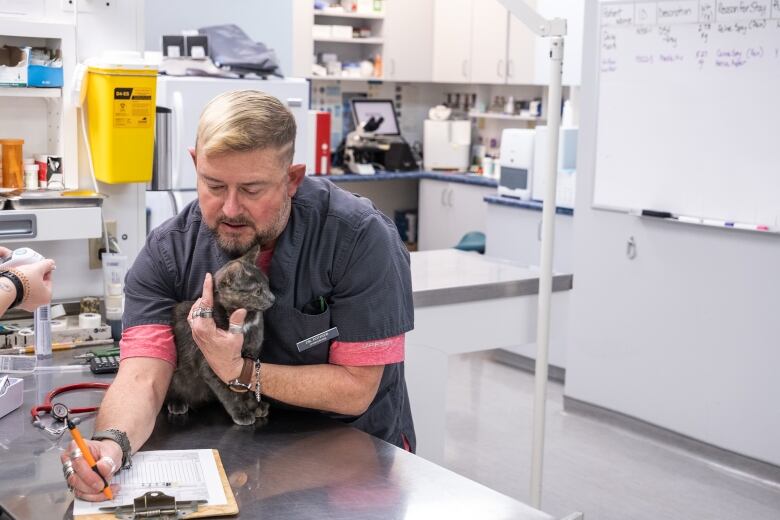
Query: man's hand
60 439 121 502
188 273 248 383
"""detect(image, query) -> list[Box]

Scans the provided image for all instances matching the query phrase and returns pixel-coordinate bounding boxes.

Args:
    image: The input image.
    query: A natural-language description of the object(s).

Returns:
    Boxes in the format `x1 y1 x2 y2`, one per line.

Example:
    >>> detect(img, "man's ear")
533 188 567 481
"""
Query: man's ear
286 164 306 197
189 147 197 167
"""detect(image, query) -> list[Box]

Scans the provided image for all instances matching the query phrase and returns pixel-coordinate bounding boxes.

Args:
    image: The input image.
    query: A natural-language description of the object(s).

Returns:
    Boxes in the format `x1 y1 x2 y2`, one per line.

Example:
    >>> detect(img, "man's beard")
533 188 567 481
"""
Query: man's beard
210 197 291 257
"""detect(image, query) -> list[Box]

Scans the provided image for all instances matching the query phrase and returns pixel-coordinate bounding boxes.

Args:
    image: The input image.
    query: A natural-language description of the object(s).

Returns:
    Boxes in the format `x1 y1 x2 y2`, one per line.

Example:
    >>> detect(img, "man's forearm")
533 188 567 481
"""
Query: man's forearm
95 357 174 455
259 363 383 416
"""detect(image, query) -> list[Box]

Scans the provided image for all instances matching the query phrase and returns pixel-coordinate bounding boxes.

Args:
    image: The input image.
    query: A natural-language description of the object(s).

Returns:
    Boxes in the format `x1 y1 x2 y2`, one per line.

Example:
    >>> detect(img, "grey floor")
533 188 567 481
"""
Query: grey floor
442 351 780 520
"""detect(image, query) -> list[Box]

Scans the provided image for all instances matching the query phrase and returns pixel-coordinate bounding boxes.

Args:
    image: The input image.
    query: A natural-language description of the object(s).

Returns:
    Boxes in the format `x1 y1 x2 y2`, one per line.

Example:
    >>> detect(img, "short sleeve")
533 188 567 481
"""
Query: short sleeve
329 211 414 342
123 230 179 330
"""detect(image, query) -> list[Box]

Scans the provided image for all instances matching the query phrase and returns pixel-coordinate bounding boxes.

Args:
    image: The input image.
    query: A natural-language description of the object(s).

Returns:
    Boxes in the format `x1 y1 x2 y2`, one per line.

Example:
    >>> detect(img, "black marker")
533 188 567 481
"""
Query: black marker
641 209 673 218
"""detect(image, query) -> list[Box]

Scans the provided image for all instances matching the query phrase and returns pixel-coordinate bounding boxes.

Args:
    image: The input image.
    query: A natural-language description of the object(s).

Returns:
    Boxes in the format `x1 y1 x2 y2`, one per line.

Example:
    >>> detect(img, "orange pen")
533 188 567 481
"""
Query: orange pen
67 418 113 500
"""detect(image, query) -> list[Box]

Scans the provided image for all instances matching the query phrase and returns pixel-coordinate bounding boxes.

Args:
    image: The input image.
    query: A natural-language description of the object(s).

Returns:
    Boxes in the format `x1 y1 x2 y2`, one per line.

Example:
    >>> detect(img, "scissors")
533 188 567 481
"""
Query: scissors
30 382 110 436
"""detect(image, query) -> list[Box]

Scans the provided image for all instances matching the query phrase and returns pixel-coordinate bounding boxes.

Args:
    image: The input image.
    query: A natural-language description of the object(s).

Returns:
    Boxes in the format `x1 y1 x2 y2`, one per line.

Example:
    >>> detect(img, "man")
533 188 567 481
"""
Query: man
62 90 415 501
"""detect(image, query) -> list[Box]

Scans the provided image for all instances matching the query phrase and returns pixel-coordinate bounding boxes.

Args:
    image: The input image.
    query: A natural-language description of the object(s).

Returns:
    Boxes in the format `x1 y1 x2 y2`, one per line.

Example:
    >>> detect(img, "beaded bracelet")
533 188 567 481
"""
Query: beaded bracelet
253 359 262 403
0 268 29 308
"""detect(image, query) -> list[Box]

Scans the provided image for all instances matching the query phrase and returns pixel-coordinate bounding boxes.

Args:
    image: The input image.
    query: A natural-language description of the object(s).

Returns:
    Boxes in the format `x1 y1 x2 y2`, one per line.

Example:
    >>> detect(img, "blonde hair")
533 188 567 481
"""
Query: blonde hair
195 90 297 165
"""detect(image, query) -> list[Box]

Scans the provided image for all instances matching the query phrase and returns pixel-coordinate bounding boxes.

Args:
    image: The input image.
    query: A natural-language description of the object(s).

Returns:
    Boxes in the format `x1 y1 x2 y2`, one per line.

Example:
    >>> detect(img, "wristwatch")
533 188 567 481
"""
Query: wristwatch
92 428 132 469
227 358 255 393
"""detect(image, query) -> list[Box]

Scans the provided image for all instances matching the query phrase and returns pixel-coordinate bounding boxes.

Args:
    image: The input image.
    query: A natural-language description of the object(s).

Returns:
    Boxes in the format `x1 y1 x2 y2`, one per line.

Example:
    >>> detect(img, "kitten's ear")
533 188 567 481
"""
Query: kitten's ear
243 243 261 265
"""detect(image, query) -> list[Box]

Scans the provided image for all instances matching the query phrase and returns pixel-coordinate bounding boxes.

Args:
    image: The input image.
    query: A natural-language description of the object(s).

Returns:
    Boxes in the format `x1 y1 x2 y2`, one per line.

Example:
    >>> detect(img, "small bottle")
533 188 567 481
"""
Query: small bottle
24 163 39 189
34 304 52 360
373 53 382 77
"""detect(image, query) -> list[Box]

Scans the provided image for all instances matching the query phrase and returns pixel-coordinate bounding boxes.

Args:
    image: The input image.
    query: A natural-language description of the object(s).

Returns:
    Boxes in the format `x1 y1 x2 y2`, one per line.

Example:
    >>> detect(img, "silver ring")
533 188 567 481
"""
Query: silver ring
228 323 244 335
70 448 82 460
63 460 75 481
192 307 213 319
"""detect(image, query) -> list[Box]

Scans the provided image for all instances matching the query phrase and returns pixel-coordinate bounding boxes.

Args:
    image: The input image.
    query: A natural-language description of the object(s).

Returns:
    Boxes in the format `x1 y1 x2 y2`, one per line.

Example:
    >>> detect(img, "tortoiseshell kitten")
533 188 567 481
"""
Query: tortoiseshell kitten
166 244 275 425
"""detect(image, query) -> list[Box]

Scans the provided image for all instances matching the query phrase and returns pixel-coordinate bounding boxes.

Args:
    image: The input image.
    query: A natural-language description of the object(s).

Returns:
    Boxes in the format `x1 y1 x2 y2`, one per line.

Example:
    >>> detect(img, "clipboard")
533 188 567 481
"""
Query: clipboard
75 449 238 519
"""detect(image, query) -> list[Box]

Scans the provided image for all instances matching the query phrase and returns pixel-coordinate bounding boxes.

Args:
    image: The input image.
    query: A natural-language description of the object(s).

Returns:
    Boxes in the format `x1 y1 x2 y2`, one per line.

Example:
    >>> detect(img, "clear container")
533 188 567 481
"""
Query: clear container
24 163 38 189
1 139 24 189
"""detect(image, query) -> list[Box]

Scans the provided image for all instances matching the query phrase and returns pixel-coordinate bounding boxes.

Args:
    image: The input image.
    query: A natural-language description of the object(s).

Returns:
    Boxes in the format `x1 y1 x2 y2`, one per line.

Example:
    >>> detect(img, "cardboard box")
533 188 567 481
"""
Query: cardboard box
313 24 332 39
0 46 30 86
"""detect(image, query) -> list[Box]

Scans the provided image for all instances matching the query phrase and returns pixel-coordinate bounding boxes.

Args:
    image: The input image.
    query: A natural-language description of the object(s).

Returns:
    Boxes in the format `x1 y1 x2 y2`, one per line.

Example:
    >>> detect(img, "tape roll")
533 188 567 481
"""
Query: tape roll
78 313 102 329
107 283 123 296
50 319 66 331
80 296 101 315
50 304 67 319
18 328 34 336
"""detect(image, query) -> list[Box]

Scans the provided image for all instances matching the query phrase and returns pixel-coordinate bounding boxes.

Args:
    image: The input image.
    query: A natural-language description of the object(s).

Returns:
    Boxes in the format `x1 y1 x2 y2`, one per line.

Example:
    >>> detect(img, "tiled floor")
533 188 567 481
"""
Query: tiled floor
442 351 780 520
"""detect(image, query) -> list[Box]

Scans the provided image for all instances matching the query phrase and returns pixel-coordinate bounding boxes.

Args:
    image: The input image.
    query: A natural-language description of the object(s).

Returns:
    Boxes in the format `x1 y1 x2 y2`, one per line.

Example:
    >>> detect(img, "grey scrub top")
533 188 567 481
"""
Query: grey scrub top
124 176 416 450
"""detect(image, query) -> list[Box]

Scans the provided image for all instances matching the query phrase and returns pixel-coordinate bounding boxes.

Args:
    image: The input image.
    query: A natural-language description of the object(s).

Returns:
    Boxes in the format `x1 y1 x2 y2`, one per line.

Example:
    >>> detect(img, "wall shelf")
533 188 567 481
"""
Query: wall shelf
0 87 61 99
309 75 383 82
314 10 385 20
468 111 542 122
314 37 384 44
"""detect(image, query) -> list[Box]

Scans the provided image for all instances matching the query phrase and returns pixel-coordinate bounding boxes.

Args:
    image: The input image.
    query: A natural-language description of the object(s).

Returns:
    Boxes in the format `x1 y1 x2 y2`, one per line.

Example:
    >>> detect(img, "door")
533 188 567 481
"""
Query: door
384 0 434 82
469 0 509 85
432 0 473 83
506 1 537 85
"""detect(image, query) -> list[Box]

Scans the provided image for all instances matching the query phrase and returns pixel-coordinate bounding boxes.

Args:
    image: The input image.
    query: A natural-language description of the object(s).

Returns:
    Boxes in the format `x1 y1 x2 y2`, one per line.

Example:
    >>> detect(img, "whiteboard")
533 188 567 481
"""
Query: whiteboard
592 0 780 226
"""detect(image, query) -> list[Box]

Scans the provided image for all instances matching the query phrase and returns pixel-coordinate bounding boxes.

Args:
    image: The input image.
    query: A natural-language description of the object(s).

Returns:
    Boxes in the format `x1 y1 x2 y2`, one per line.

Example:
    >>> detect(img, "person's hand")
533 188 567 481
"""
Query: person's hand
60 438 121 502
188 273 247 383
15 258 56 311
0 246 11 260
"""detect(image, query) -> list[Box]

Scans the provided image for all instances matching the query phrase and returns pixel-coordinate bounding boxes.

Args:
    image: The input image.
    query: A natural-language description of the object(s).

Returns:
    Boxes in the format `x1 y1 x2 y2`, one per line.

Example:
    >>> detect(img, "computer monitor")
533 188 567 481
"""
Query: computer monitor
351 99 400 136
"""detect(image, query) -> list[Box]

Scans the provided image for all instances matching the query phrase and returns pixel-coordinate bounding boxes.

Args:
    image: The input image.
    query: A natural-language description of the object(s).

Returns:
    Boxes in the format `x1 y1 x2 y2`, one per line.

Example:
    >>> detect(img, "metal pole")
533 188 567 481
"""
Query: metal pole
530 35 564 510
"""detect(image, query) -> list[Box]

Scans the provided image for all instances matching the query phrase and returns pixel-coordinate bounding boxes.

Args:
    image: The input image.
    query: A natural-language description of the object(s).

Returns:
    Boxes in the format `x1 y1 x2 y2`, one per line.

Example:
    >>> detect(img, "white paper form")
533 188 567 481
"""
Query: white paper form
73 449 227 516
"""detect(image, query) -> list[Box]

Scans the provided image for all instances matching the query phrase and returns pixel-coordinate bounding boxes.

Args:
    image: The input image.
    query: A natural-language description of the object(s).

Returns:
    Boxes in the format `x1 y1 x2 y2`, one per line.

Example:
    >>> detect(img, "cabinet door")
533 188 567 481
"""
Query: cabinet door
384 0 434 82
506 1 537 85
418 179 453 250
432 0 473 83
469 0 508 85
446 183 495 246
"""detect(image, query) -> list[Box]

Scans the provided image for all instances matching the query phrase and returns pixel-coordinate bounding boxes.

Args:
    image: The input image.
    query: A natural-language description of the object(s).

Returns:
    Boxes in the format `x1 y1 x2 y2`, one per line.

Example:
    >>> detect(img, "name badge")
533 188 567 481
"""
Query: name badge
296 327 339 352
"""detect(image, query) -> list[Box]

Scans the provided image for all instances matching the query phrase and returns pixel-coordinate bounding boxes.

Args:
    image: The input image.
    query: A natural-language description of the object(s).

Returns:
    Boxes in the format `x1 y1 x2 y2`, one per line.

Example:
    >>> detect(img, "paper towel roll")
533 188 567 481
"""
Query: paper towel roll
78 313 102 329
50 319 66 331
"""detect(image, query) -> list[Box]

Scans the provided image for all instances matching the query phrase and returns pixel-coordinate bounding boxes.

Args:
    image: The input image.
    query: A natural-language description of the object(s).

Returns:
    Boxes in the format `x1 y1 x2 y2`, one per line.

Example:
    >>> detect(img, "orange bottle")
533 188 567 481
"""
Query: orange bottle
373 53 383 78
0 139 24 189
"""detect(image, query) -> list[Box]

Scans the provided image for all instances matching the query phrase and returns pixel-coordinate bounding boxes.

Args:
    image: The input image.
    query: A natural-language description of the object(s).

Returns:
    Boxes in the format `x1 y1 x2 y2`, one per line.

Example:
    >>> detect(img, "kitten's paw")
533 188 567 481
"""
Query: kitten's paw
255 401 270 418
167 402 189 415
230 410 257 426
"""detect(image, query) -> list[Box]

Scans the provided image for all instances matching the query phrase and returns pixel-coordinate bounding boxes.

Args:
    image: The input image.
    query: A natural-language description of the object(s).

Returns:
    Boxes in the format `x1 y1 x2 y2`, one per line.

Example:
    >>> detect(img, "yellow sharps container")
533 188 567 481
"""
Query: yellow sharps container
84 57 157 184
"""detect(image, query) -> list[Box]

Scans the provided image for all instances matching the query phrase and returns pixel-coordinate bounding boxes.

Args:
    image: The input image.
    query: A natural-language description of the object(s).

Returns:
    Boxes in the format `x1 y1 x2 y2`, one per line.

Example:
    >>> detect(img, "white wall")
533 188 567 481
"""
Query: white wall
565 1 780 466
143 0 294 75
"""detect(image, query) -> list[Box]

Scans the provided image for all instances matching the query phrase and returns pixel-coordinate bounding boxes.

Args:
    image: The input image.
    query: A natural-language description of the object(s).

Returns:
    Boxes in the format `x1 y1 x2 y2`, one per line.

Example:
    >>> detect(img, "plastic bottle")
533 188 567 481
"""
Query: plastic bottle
34 304 52 360
24 163 39 189
373 53 382 78
0 139 24 189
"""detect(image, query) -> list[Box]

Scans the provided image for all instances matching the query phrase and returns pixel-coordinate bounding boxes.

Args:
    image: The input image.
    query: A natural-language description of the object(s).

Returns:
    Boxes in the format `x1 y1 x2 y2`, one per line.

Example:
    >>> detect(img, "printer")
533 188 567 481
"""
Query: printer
343 99 418 174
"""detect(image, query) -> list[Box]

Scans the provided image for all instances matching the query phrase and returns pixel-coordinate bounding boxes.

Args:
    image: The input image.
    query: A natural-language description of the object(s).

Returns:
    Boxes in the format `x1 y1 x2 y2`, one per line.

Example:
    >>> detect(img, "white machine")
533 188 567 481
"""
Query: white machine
423 119 471 171
532 126 578 209
498 128 535 200
146 76 310 230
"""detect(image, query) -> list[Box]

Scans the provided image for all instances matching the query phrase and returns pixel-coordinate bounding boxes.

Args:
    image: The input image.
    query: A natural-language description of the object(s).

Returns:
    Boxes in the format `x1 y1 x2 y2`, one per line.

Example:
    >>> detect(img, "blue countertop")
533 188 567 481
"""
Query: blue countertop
323 171 499 188
483 194 574 216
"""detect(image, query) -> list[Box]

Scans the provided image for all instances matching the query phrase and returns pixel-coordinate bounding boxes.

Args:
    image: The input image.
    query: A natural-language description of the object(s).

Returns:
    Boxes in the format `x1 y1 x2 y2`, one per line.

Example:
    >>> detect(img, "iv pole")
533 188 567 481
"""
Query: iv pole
496 0 567 510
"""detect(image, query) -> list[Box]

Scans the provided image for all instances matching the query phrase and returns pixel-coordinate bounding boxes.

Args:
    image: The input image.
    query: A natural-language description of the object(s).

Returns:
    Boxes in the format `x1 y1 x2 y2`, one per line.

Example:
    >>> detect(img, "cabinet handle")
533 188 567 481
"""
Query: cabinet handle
441 188 447 206
447 188 454 207
508 60 515 78
462 60 468 78
391 58 396 77
497 59 504 78
537 220 542 241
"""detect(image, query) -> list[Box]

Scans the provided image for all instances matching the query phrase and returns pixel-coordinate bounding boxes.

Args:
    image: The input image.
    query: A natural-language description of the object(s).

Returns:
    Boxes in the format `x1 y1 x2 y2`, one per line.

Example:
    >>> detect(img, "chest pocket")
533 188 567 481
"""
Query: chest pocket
263 305 333 365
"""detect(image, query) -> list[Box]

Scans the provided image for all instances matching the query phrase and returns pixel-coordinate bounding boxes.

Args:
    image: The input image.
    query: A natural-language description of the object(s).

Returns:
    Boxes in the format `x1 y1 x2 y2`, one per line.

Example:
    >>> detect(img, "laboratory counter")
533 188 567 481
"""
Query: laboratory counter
0 354 554 520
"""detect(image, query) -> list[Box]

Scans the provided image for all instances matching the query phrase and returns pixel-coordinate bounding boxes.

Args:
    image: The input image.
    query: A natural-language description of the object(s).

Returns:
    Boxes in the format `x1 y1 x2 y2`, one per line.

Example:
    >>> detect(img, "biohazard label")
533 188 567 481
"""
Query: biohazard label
113 87 153 128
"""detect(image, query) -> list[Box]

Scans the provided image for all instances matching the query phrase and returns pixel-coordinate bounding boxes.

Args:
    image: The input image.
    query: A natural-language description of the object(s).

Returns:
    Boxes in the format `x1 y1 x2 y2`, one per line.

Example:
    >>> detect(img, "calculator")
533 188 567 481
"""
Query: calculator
90 354 120 374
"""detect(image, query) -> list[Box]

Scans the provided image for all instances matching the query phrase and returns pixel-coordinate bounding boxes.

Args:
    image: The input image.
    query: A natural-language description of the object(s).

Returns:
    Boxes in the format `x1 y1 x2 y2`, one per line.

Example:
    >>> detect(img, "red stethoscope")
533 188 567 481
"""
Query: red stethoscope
30 382 110 436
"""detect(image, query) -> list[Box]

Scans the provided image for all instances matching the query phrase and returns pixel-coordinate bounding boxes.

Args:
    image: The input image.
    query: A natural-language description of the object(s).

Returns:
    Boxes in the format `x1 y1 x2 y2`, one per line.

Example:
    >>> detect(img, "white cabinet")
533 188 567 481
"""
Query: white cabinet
418 179 495 250
484 203 574 273
469 0 508 85
431 0 473 83
432 0 539 86
384 0 434 82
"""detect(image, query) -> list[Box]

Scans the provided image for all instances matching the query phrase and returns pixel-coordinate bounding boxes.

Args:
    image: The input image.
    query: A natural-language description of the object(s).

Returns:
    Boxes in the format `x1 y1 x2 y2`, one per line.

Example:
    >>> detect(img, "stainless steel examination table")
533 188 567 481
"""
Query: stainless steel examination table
0 353 554 519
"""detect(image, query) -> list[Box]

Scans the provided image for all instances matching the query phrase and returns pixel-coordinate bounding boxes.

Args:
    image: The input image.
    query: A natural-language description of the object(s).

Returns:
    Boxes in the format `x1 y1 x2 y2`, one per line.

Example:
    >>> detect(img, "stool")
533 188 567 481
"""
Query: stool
453 231 485 254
